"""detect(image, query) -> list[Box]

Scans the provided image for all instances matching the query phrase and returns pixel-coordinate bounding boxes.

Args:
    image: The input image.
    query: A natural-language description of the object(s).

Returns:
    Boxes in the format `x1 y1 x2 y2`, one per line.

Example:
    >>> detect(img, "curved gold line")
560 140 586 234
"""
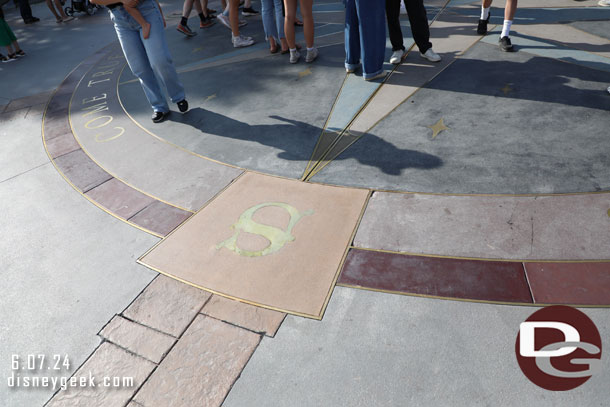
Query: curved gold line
337 283 610 308
66 62 195 213
350 246 610 263
42 95 165 239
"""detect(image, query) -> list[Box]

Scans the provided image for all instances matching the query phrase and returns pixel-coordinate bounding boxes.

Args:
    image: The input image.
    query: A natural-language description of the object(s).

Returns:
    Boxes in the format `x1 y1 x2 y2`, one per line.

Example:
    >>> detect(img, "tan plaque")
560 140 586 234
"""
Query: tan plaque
139 172 370 319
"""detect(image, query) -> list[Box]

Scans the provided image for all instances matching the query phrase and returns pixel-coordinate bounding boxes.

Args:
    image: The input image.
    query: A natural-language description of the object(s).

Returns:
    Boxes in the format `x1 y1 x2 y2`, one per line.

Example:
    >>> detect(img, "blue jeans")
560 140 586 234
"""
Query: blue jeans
261 0 285 42
109 0 185 113
344 0 386 79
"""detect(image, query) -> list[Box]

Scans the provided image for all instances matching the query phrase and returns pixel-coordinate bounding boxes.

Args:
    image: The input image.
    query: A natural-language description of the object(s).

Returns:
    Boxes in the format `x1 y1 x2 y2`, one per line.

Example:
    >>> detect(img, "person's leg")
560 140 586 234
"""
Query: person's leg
242 0 259 15
299 0 313 48
386 0 404 52
112 8 170 113
283 0 296 48
499 0 517 50
261 0 277 49
178 0 198 35
344 0 360 72
405 0 432 54
53 0 69 18
357 0 385 79
142 1 186 104
229 0 240 36
18 0 34 22
477 0 492 34
45 0 62 21
274 0 288 51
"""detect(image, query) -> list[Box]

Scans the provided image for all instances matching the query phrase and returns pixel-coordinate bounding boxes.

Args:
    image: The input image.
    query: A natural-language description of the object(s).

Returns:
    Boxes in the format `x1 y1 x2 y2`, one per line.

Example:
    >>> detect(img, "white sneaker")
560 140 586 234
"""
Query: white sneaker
290 50 300 64
389 49 406 64
232 34 254 48
607 86 610 94
598 0 610 6
421 48 441 62
305 47 318 63
217 14 231 29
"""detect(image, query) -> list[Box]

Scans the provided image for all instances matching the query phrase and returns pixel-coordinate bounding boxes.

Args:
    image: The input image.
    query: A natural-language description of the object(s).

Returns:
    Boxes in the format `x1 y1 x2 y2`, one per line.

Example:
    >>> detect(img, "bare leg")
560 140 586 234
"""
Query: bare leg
45 0 61 20
182 0 194 18
53 0 68 18
229 0 240 36
298 0 313 48
12 40 22 53
505 0 517 20
283 0 296 48
482 0 492 8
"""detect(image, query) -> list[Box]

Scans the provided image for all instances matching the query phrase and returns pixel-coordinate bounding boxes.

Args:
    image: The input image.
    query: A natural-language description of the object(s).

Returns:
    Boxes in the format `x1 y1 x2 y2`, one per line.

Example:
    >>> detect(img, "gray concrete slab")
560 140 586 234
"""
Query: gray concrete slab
0 106 49 183
0 111 158 406
223 286 610 407
312 41 610 194
120 43 348 179
0 162 159 406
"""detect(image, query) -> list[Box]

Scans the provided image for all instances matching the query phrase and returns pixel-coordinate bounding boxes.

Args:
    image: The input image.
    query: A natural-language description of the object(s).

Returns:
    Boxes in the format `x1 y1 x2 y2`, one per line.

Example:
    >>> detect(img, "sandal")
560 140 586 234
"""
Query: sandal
15 50 26 57
295 18 303 27
56 17 63 23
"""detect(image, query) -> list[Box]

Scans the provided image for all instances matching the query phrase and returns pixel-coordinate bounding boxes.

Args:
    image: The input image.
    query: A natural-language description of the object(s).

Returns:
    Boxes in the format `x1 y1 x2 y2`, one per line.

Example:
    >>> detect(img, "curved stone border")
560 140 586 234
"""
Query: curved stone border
43 44 192 238
338 248 610 306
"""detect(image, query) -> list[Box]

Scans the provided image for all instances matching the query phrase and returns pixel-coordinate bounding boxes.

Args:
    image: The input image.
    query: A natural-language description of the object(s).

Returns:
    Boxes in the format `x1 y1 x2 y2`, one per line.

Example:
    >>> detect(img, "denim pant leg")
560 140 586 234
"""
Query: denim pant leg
140 2 185 105
344 0 361 72
356 0 386 79
274 0 285 39
261 0 277 40
112 8 169 113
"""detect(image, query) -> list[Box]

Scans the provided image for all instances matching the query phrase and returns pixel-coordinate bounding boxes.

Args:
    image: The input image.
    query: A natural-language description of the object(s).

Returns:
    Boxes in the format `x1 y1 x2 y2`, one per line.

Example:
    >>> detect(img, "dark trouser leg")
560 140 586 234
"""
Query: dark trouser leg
385 0 404 51
405 0 432 54
19 0 33 21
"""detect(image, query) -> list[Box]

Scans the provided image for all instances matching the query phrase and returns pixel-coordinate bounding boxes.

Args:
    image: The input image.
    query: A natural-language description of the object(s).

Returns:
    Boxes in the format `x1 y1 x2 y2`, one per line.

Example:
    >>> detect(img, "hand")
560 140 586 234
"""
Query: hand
122 0 138 7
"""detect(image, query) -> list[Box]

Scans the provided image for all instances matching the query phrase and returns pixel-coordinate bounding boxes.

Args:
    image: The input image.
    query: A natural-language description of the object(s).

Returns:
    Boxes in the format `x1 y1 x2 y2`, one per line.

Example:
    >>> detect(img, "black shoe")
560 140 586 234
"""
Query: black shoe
499 36 514 52
177 99 189 113
477 14 489 35
24 17 38 24
152 111 169 123
242 7 259 16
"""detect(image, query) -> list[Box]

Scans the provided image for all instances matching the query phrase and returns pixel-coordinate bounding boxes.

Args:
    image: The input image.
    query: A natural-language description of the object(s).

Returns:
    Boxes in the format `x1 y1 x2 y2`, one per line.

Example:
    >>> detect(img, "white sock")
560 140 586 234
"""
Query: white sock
307 47 314 52
501 20 512 38
290 48 297 54
481 6 490 20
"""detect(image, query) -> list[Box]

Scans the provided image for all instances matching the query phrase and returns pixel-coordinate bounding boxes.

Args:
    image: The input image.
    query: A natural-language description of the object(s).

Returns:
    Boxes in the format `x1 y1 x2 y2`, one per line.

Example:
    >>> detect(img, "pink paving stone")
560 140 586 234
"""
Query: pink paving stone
133 315 260 407
99 315 176 364
525 262 610 305
128 201 192 236
202 295 286 337
45 131 81 159
53 149 113 192
44 115 72 141
46 92 72 114
46 342 155 407
86 178 156 220
123 275 211 337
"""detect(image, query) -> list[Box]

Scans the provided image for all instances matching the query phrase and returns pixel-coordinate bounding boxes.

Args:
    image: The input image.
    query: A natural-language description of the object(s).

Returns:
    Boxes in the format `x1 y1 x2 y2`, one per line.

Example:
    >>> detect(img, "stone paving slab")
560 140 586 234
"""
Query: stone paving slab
339 249 533 302
223 286 610 407
516 23 610 58
122 275 211 337
85 178 156 220
45 130 81 159
354 191 610 260
53 149 113 193
133 315 260 407
47 342 156 407
99 315 176 364
140 172 369 319
525 262 610 305
202 295 286 337
127 201 192 237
